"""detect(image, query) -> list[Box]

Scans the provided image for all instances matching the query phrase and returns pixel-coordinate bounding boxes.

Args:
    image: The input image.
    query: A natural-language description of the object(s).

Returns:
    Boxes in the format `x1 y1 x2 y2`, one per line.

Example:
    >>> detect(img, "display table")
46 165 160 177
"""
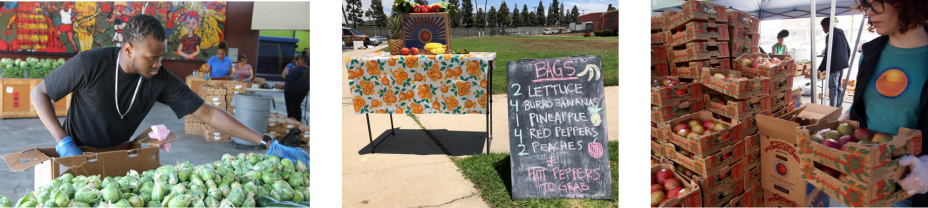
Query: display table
345 51 497 153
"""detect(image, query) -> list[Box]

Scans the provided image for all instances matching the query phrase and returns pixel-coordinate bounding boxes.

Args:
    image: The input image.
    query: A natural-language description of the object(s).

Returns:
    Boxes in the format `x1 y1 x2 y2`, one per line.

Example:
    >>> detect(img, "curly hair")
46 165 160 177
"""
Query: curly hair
856 0 928 34
217 41 228 51
777 30 790 38
124 15 166 46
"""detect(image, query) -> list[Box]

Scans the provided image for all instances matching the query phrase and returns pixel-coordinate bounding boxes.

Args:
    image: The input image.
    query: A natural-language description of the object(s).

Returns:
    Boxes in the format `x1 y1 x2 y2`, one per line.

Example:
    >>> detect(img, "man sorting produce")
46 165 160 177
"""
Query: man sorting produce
29 15 309 164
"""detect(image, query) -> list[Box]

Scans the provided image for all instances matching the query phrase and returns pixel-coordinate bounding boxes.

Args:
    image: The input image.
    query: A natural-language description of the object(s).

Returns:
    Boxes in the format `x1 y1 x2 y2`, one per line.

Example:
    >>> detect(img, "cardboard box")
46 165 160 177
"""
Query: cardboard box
798 120 922 183
186 76 207 95
653 163 704 207
184 122 202 135
713 111 762 139
768 104 796 118
801 157 910 207
652 61 671 77
760 134 810 206
653 125 669 143
651 16 664 31
251 78 266 88
745 165 761 189
402 12 452 54
744 134 761 156
703 91 770 120
651 31 667 45
670 40 731 62
664 138 745 177
733 54 793 78
771 75 794 96
731 41 760 58
200 85 227 97
201 125 231 143
664 1 728 30
204 96 227 108
666 21 730 47
652 98 705 124
670 57 731 79
757 103 843 144
740 180 763 207
696 167 745 207
727 11 759 32
2 128 176 189
664 111 743 158
730 27 759 46
770 89 794 111
652 45 670 62
700 68 771 99
652 140 666 159
763 183 832 207
651 76 704 107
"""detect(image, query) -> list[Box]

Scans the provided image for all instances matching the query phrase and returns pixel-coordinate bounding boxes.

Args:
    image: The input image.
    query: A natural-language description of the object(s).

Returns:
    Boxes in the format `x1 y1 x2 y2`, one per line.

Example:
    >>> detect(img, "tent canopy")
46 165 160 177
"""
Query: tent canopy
653 0 859 20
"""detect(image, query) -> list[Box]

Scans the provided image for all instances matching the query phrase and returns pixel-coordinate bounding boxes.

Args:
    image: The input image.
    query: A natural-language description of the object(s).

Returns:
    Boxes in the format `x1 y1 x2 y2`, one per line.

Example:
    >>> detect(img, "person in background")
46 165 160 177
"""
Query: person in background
281 50 308 78
201 41 232 79
284 54 309 122
838 0 928 207
818 17 851 107
772 30 790 55
232 54 254 81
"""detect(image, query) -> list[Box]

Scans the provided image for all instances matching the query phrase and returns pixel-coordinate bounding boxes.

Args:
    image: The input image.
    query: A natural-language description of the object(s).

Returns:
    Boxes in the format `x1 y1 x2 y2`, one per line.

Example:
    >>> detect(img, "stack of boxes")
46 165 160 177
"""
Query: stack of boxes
727 11 760 57
663 1 730 80
268 113 311 146
197 84 231 142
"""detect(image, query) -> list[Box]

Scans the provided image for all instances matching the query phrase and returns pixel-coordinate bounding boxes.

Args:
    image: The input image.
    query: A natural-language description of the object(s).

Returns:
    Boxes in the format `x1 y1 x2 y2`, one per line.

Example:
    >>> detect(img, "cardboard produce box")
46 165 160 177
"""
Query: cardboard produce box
652 61 672 77
664 139 745 178
184 122 202 135
670 40 731 62
652 139 666 159
700 68 771 99
665 21 730 47
757 103 843 143
653 163 704 207
771 74 794 95
664 111 743 158
201 125 231 143
768 104 796 118
652 98 705 124
801 161 909 207
402 12 452 54
761 134 828 207
733 53 794 78
797 120 922 183
651 16 664 31
697 168 745 207
2 128 177 189
670 57 731 79
199 84 227 97
652 45 670 62
770 89 794 111
652 31 667 45
714 111 762 138
763 183 832 207
744 134 761 155
203 95 227 108
730 27 759 46
727 11 759 32
745 165 761 188
653 125 670 143
664 1 728 30
651 76 703 107
731 41 760 58
740 180 763 207
703 91 770 120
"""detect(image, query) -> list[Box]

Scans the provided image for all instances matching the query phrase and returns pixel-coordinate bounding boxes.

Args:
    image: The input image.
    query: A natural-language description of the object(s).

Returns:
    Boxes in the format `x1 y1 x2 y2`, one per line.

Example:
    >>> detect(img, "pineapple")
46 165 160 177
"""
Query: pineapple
588 106 603 126
388 15 405 55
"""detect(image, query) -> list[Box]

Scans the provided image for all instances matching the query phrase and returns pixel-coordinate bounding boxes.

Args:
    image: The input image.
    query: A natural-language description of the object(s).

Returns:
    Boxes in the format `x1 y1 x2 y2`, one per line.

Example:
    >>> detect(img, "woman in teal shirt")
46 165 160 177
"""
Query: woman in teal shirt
771 30 789 55
202 41 233 79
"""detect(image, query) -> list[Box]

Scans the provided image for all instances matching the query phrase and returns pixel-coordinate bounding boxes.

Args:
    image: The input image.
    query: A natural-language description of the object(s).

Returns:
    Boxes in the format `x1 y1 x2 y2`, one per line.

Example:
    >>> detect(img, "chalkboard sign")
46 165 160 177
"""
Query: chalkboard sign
506 55 613 199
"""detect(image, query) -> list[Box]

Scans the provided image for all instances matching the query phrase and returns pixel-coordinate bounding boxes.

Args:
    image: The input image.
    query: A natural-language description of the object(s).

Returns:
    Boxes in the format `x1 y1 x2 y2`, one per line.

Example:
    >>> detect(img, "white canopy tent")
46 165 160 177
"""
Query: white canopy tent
653 0 866 105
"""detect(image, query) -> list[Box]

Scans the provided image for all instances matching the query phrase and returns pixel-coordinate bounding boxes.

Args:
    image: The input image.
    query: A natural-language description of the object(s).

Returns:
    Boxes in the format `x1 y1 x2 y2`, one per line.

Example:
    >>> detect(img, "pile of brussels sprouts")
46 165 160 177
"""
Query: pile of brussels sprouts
0 153 308 207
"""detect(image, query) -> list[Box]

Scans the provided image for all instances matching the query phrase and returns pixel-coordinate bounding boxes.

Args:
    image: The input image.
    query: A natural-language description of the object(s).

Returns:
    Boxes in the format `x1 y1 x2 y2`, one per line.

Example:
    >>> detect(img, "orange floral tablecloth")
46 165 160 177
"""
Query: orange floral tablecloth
346 51 497 114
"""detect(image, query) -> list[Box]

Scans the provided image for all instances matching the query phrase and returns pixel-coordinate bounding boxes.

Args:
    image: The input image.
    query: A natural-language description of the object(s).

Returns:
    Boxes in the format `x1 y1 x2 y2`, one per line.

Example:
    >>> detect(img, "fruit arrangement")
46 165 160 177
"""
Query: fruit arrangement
423 43 447 55
672 118 727 140
451 49 469 54
1 57 64 79
2 153 309 208
738 56 782 69
651 168 693 207
710 73 748 82
810 123 900 153
651 78 688 88
393 0 457 17
398 47 419 55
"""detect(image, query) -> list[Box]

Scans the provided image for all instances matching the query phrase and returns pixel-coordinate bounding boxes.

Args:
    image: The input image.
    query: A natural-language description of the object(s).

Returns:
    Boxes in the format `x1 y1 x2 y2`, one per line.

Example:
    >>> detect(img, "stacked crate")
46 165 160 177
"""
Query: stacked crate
184 115 203 135
663 1 731 80
209 79 250 115
728 11 760 57
198 84 231 142
652 15 670 76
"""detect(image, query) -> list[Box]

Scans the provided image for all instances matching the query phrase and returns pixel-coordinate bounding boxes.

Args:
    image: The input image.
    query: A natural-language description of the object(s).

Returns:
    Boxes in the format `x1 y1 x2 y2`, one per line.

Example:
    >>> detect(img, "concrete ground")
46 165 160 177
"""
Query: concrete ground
0 91 308 200
341 45 618 207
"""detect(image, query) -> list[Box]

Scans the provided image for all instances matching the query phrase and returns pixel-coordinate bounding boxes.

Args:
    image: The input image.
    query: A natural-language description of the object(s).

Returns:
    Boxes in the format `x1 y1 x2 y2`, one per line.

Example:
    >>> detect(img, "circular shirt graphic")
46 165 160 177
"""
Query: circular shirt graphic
418 29 432 43
876 68 909 98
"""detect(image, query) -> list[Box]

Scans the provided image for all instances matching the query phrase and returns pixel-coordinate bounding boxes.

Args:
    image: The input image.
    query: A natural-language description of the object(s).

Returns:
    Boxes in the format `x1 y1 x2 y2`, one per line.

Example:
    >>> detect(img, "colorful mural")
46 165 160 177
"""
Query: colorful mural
0 1 226 61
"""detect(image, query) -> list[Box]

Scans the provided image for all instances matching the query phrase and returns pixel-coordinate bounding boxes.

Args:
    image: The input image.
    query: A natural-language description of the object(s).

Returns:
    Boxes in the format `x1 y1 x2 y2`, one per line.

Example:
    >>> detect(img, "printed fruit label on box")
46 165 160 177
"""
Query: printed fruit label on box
730 27 759 46
665 139 744 177
652 31 667 44
652 76 703 107
703 92 770 120
652 45 670 62
652 61 672 77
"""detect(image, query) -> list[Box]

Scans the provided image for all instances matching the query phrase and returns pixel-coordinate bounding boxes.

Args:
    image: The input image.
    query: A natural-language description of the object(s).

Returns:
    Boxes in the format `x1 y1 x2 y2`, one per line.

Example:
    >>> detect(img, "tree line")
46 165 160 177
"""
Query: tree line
343 0 617 29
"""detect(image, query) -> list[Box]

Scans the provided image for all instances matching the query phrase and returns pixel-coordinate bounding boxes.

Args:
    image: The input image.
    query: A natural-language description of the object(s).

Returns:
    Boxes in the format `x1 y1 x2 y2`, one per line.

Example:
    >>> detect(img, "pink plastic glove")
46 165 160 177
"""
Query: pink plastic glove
148 124 172 152
898 155 928 195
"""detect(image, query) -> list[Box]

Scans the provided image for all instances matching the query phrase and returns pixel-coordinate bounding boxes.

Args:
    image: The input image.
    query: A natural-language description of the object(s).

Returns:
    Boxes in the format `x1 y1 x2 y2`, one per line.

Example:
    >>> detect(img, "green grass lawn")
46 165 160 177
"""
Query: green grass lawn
450 141 618 207
383 35 618 94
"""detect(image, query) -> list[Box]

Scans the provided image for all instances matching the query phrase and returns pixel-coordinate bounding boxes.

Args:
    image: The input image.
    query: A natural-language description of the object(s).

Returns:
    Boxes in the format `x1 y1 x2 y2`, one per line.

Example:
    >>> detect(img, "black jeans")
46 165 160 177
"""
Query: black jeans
284 84 309 122
828 69 845 107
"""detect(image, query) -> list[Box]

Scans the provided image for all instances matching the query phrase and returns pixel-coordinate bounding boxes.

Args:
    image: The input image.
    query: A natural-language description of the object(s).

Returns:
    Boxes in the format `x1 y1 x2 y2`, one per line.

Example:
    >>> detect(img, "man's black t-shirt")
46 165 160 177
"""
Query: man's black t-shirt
44 47 204 147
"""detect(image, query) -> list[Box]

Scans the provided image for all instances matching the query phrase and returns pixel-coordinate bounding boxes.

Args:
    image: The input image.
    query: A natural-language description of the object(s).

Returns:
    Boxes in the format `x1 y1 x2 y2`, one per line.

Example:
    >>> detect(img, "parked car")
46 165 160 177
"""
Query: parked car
371 36 384 45
342 27 374 47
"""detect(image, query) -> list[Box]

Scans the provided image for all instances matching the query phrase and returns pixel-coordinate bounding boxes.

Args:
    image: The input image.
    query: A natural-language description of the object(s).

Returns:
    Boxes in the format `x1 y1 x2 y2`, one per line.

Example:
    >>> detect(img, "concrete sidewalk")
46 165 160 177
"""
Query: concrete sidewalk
340 46 618 207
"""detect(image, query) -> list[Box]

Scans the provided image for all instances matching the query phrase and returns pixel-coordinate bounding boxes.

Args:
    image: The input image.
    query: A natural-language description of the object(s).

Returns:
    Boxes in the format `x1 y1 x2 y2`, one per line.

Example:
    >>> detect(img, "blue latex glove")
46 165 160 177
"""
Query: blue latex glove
55 136 83 158
267 140 310 166
244 79 250 82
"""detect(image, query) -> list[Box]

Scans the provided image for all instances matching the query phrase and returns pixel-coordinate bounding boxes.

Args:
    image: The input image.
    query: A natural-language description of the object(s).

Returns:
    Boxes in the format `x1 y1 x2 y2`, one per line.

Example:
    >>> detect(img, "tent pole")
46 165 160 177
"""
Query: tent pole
810 0 818 104
822 0 837 106
839 15 867 104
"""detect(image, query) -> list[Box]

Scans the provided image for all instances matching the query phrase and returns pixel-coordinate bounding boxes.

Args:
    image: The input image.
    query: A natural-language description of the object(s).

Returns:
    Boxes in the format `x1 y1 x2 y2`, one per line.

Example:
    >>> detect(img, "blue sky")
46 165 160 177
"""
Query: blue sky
341 0 618 23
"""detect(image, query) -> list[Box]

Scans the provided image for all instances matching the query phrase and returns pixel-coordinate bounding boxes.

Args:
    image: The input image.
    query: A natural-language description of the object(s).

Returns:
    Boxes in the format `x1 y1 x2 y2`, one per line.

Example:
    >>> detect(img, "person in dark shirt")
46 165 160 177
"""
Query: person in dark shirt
818 17 852 107
284 54 309 122
30 15 308 164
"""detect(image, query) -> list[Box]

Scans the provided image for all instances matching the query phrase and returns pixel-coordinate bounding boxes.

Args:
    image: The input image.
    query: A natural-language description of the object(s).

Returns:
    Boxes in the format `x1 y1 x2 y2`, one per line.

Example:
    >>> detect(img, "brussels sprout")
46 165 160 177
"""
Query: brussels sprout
171 184 187 194
150 183 165 203
145 200 160 208
289 172 304 188
218 199 233 208
112 199 131 208
197 167 214 182
192 199 205 208
260 161 278 172
19 201 36 208
52 190 70 207
247 154 261 165
101 185 121 202
0 195 12 207
218 183 230 197
291 190 304 203
68 201 90 208
296 161 308 172
273 181 294 201
189 174 204 188
261 172 278 185
58 58 65 64
205 197 219 208
281 158 295 172
160 192 176 208
241 192 256 207
207 185 221 201
227 187 244 207
243 182 258 197
124 194 142 208
269 190 281 202
166 194 192 208
74 187 102 203
59 184 75 200
34 189 50 204
302 189 310 202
